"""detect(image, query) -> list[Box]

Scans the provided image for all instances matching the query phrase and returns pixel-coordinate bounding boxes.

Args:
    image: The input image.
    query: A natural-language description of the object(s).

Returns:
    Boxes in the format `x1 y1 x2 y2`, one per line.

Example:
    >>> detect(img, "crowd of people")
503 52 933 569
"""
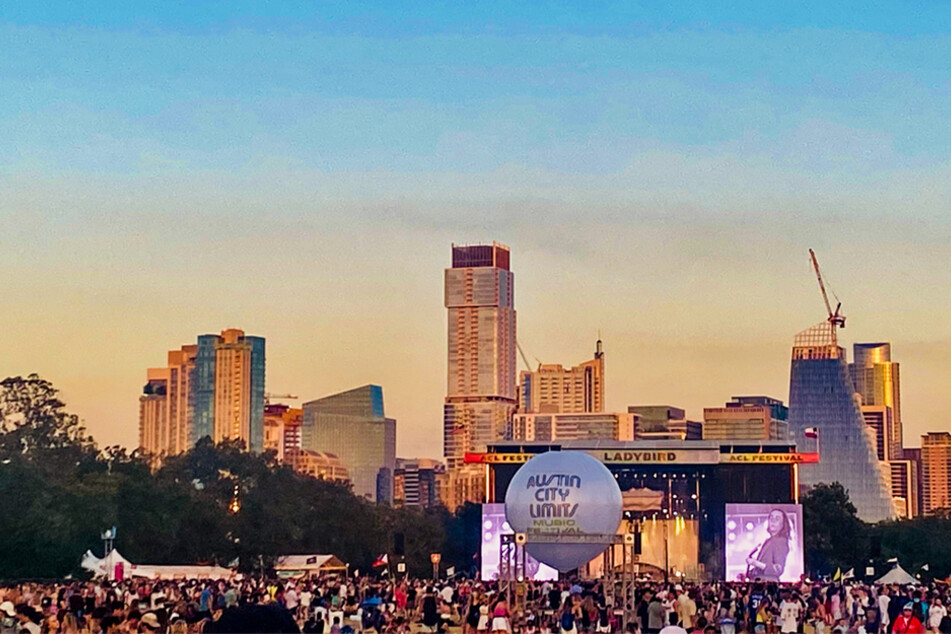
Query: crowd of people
2 573 951 634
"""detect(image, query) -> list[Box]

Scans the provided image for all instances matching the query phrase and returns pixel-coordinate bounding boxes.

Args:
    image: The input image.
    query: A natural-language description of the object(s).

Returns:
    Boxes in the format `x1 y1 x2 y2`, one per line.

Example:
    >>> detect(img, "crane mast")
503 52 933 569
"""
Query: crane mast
808 249 846 345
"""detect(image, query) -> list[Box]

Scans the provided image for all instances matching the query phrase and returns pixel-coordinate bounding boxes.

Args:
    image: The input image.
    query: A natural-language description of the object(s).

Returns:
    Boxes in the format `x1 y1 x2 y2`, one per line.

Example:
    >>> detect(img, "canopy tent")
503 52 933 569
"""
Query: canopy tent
274 554 347 577
81 550 234 580
874 564 919 586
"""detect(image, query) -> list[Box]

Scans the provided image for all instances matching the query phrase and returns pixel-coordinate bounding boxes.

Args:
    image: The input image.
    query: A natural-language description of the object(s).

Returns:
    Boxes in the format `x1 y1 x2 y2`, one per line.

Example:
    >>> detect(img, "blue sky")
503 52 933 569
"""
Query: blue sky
2 3 951 452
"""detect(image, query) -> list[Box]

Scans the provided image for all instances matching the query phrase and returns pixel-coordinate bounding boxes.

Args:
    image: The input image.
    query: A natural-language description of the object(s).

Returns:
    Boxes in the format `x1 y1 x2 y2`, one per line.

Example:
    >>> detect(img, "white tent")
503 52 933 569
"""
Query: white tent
874 564 919 586
80 549 133 579
80 550 234 580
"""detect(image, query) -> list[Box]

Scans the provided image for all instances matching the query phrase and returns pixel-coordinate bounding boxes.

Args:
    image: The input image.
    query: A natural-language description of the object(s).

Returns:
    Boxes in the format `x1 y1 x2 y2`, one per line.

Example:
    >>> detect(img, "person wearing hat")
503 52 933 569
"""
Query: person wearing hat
891 603 924 634
140 612 161 632
0 602 16 634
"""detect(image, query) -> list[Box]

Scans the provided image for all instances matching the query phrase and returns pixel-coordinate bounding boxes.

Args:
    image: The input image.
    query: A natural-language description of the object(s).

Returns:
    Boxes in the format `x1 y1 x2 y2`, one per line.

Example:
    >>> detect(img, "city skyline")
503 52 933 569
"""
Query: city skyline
4 4 951 457
5 242 946 459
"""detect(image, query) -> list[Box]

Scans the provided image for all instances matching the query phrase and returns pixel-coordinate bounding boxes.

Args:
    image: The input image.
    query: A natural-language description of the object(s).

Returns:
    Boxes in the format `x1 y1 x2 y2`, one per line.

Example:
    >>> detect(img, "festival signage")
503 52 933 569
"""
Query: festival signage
504 451 622 572
720 453 819 464
466 450 819 465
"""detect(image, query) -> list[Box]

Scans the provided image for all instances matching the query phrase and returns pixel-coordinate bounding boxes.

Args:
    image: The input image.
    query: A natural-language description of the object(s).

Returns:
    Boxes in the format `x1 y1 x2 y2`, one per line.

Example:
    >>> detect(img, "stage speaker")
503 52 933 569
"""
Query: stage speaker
394 532 405 556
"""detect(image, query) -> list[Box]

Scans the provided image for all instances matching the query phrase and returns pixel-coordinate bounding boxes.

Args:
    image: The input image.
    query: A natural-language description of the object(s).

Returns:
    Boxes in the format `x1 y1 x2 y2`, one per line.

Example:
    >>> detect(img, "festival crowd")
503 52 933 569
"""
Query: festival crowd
2 574 950 634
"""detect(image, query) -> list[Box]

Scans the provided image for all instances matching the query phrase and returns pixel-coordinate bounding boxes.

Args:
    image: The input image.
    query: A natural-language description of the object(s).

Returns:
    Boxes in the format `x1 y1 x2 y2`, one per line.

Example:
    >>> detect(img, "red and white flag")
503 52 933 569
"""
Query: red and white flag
804 427 818 439
372 554 389 568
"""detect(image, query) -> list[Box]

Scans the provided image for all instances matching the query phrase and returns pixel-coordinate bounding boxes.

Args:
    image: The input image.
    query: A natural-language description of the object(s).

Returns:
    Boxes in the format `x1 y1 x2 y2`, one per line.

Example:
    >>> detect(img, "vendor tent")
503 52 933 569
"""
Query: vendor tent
80 550 234 580
80 549 133 579
874 564 918 586
274 554 347 576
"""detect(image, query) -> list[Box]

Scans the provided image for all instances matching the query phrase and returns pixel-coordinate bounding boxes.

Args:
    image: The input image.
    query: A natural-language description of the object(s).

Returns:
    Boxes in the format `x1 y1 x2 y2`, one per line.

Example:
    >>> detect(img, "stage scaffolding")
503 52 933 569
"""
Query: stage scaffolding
498 532 641 632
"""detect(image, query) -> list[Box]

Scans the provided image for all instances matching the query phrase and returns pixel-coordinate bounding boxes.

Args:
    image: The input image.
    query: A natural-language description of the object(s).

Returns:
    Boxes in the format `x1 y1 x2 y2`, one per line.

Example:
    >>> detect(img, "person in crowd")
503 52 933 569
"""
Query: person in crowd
892 603 924 634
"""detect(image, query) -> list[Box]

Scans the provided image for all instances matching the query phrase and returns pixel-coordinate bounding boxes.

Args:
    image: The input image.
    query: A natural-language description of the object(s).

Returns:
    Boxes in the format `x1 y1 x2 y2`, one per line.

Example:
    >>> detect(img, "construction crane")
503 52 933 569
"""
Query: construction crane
515 340 539 373
808 249 846 344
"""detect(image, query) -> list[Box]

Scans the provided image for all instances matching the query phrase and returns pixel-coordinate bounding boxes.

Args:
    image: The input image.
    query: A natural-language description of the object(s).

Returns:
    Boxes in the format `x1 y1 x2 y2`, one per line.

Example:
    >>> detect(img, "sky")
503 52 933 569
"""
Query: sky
2 2 951 456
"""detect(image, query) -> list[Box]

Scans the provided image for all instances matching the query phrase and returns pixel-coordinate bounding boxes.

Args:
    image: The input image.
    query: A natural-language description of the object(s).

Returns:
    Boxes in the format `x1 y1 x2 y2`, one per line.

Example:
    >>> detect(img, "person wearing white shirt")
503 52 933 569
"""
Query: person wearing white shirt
928 597 947 632
779 593 802 634
878 590 891 632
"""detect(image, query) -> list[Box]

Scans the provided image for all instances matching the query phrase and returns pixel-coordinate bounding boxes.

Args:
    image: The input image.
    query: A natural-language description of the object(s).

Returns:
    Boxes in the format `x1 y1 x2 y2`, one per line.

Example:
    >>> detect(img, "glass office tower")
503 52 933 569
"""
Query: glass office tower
787 322 894 522
301 385 397 503
190 329 266 452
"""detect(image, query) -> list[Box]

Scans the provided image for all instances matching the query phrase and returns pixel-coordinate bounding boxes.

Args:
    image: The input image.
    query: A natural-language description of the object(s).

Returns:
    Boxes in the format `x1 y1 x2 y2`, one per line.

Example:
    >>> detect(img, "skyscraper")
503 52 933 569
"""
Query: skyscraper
519 340 604 414
850 343 902 460
191 328 266 452
443 242 517 508
787 321 894 521
921 432 951 515
138 344 197 463
301 385 397 503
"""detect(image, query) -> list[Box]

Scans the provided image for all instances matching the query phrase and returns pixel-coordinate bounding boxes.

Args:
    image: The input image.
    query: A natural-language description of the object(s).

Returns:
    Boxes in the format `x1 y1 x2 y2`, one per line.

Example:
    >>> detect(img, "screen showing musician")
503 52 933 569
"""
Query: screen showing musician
724 503 804 583
480 503 558 581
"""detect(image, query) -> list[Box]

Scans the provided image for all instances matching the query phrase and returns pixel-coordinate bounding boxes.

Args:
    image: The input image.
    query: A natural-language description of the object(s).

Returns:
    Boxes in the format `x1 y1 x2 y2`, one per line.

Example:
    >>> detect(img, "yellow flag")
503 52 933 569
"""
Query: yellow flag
833 567 841 581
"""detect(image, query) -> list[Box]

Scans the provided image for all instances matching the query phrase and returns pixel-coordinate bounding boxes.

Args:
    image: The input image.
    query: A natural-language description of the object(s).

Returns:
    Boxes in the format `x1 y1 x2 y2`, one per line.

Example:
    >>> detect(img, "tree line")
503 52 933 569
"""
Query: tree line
803 482 951 580
5 374 951 581
0 375 479 580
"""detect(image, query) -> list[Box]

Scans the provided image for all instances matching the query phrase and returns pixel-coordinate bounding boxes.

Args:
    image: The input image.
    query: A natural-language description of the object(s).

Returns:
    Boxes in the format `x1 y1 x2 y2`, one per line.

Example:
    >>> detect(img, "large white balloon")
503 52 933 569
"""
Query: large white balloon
504 451 622 572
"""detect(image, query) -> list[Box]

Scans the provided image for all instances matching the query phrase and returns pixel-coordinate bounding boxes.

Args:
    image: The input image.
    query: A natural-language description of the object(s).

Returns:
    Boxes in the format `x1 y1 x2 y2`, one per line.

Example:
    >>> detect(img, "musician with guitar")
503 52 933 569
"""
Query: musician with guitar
744 508 792 582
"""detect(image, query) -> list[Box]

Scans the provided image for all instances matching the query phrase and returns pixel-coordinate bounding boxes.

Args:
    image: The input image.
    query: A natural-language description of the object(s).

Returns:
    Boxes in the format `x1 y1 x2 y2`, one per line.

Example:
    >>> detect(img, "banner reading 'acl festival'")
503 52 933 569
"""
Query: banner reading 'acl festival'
504 451 623 572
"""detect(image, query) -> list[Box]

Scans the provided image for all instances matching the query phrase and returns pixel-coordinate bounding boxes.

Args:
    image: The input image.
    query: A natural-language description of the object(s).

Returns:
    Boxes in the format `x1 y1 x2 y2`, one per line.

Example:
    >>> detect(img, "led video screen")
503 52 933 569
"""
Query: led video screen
725 503 804 583
481 503 558 581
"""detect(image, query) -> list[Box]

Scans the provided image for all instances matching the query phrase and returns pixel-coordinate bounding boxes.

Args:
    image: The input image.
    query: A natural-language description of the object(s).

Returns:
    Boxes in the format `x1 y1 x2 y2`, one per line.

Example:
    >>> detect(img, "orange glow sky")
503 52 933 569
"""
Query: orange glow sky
3 5 951 456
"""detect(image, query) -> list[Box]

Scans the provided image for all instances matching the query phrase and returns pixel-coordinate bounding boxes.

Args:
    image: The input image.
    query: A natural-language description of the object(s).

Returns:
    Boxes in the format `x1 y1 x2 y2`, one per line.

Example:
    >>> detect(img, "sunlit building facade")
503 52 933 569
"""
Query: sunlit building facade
394 458 447 508
889 459 919 519
287 449 351 484
263 404 303 463
787 322 894 521
850 343 903 460
138 344 198 463
511 411 635 442
519 341 604 414
139 370 170 465
302 385 397 503
921 432 951 515
628 405 702 440
703 396 789 441
192 329 266 452
443 243 517 509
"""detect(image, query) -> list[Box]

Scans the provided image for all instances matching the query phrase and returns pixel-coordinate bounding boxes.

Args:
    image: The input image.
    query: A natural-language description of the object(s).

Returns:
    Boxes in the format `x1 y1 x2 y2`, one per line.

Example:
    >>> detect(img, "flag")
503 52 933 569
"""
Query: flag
843 568 855 580
887 557 899 564
833 567 841 581
446 566 455 577
306 556 317 565
372 554 389 568
804 427 818 439
922 564 930 571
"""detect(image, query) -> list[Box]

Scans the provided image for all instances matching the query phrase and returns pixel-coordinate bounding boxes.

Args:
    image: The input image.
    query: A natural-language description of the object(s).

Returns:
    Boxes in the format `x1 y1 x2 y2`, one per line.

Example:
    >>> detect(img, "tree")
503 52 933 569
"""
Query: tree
0 375 95 456
802 482 868 574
